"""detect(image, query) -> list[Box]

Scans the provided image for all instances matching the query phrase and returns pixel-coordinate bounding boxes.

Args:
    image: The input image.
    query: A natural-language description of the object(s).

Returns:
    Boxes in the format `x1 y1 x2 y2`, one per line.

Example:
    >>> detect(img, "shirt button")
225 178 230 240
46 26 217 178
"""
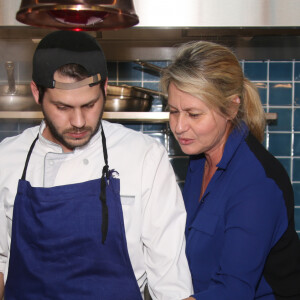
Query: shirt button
83 159 89 165
49 161 54 166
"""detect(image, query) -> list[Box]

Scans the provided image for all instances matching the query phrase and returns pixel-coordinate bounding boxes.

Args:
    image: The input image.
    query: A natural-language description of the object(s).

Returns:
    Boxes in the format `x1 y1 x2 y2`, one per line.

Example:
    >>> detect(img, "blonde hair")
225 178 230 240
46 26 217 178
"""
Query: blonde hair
160 41 266 142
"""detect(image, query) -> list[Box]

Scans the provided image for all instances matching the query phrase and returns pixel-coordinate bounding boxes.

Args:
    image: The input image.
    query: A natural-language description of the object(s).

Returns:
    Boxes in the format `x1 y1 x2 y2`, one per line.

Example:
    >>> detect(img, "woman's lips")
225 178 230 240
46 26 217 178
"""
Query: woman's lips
178 138 194 145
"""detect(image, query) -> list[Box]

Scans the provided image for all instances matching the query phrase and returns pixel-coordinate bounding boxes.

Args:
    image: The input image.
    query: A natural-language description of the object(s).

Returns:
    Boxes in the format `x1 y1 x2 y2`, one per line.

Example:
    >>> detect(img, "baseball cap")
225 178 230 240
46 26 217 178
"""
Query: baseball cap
32 30 107 89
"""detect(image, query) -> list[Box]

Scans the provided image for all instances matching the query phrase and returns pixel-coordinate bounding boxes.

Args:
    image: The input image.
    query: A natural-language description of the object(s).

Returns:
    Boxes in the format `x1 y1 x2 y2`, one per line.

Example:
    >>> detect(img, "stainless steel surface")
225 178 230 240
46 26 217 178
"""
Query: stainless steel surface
105 95 151 112
134 0 300 27
106 84 153 112
5 61 16 94
0 84 40 111
0 111 277 122
2 0 300 28
16 0 139 31
106 84 166 112
108 85 153 99
0 83 163 113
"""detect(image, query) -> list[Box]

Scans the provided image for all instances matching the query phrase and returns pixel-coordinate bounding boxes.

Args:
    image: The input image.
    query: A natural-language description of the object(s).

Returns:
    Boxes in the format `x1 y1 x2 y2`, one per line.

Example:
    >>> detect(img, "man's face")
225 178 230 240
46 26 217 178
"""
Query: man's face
40 72 105 152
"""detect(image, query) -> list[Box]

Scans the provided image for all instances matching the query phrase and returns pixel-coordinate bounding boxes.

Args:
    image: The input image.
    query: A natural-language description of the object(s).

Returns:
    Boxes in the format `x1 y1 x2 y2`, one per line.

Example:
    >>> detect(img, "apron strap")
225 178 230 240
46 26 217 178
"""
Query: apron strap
100 122 109 244
21 134 39 180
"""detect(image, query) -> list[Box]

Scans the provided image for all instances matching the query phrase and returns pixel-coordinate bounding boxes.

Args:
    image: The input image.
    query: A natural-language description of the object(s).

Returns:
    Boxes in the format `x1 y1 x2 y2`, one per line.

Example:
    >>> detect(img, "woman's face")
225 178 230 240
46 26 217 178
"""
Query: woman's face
168 82 231 157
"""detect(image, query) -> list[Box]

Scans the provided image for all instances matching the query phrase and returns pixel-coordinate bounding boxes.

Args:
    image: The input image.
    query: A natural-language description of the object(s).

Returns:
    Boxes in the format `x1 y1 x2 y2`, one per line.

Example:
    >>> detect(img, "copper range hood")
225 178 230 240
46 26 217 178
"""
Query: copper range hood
16 0 139 31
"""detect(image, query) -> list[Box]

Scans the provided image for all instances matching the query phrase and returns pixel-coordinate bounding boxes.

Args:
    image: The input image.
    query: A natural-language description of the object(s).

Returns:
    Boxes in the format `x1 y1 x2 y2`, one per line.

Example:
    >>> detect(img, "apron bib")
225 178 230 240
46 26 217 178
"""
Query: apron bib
5 125 142 300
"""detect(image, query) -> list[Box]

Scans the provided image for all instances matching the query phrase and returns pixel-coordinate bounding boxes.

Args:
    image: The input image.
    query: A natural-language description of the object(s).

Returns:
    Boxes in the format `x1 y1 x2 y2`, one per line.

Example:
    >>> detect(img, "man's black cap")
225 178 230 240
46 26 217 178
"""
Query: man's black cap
32 30 107 88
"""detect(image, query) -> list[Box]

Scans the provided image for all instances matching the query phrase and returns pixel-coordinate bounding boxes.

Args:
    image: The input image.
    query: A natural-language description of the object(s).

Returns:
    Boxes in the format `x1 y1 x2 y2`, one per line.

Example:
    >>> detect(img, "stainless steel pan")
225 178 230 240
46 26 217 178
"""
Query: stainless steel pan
105 84 166 112
0 84 166 112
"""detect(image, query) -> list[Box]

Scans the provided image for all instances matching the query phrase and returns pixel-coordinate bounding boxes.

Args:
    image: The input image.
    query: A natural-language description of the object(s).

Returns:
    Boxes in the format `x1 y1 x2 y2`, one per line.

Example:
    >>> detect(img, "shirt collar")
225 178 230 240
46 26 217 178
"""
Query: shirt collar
216 121 249 170
189 121 249 172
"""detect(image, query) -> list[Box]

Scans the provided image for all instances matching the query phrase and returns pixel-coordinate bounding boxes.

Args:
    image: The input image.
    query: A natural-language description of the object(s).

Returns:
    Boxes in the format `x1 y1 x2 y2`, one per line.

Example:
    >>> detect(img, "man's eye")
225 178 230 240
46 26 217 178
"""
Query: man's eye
57 106 68 110
85 103 95 109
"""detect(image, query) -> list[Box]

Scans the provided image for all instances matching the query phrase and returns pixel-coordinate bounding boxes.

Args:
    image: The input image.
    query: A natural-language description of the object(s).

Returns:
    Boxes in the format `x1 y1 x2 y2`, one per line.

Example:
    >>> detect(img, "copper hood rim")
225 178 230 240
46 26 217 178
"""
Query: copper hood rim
16 1 139 31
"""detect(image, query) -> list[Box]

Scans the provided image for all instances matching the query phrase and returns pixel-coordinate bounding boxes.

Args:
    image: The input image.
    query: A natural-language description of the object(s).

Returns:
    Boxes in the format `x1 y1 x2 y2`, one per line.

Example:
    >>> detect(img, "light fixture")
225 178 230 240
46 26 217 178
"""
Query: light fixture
16 0 139 31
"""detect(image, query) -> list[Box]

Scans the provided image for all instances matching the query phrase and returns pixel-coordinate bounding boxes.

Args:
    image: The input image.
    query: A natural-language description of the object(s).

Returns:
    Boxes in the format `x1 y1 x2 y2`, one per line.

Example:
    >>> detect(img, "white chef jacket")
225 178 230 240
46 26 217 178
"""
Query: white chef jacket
0 120 192 300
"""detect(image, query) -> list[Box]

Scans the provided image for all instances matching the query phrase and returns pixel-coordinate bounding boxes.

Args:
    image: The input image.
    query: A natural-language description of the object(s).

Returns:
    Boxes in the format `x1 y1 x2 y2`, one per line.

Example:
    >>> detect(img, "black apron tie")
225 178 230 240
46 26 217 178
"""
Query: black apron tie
21 135 38 181
100 122 109 244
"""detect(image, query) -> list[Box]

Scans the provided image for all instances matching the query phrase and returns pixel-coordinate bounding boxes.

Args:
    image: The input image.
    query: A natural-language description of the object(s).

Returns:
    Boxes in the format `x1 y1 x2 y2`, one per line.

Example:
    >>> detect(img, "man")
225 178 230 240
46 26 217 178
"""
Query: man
0 31 192 300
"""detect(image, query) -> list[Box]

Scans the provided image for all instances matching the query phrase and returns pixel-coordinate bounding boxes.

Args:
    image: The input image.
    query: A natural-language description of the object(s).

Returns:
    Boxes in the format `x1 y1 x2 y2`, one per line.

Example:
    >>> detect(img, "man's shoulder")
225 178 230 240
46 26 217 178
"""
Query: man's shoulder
0 126 39 155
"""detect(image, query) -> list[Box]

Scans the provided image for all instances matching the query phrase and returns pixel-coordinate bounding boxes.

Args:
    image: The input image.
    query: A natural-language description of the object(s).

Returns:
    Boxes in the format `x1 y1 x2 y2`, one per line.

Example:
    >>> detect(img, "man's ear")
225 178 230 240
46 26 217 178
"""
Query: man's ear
31 81 40 105
104 78 108 95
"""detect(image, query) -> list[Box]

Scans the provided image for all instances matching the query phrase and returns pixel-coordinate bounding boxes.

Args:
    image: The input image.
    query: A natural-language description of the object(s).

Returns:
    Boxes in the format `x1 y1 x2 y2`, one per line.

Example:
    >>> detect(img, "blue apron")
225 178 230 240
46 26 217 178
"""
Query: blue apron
5 125 142 300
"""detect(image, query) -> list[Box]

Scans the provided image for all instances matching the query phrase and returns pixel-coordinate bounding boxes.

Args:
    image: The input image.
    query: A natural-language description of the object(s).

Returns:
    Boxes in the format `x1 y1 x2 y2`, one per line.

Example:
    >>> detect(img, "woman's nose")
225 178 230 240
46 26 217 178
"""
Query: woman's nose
70 109 86 128
175 113 189 134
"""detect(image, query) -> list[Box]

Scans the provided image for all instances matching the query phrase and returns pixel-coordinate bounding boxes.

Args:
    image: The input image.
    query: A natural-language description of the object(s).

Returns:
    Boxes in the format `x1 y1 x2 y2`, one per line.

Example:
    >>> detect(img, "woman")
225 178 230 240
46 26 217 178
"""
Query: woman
161 41 300 300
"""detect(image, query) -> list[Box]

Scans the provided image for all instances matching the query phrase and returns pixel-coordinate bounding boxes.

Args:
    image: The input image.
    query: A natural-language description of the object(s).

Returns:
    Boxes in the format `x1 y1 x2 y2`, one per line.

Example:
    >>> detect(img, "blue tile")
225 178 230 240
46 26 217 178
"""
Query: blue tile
121 122 142 131
269 83 292 106
143 122 166 132
255 82 267 105
0 132 18 142
268 133 291 156
107 61 117 81
294 108 300 131
295 62 300 81
294 134 300 156
118 62 142 81
244 62 267 81
277 158 291 178
0 119 19 131
119 81 142 87
142 61 166 81
169 157 189 181
268 108 291 131
295 208 300 231
292 183 300 206
147 132 166 147
293 158 300 181
18 120 41 131
295 83 300 106
269 62 293 81
143 82 160 90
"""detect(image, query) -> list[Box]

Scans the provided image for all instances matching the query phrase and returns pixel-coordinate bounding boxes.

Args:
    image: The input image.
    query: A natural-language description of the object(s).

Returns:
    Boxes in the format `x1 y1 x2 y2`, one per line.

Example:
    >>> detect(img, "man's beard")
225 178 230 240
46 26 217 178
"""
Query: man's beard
42 108 102 151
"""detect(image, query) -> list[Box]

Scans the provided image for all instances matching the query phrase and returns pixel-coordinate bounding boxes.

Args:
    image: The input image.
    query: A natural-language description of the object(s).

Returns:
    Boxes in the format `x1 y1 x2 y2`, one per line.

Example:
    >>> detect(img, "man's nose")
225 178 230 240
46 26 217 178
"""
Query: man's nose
70 109 86 128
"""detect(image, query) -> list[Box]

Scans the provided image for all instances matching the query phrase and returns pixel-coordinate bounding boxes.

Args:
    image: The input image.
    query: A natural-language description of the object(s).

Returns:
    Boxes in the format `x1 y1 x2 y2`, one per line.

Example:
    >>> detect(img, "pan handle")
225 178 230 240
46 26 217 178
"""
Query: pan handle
129 85 167 98
134 60 163 73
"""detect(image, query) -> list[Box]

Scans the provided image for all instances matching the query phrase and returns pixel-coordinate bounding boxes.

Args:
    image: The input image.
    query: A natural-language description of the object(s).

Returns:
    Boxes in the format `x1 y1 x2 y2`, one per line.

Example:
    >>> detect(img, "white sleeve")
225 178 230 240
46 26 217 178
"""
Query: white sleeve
0 188 8 275
141 143 193 300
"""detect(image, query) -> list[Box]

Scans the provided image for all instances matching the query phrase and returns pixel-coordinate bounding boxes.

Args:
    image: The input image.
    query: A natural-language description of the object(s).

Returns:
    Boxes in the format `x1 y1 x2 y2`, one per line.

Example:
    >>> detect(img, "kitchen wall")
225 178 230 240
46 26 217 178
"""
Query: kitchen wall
0 39 299 238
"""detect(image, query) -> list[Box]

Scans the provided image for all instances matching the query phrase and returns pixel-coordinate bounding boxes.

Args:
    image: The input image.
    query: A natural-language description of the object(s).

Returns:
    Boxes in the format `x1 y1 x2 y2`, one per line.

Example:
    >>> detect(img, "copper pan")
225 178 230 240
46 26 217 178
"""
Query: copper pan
16 0 139 31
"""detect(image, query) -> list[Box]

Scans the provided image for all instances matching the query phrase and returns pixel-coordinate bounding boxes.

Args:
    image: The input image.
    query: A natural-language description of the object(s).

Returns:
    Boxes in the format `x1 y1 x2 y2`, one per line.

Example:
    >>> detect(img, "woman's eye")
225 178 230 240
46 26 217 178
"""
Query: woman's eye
169 110 178 114
189 113 200 118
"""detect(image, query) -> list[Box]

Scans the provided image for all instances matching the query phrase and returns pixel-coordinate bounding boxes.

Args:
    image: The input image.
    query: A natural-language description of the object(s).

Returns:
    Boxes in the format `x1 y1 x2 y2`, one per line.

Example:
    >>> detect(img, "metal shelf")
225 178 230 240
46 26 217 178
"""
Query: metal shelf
0 111 277 122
